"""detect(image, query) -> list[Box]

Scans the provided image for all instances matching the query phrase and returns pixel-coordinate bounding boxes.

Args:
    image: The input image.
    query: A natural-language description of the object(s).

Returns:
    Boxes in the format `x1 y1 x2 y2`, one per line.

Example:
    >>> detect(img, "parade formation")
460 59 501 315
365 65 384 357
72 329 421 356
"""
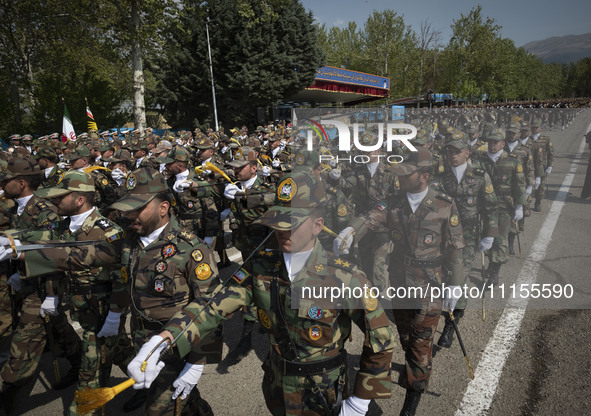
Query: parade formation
0 101 588 416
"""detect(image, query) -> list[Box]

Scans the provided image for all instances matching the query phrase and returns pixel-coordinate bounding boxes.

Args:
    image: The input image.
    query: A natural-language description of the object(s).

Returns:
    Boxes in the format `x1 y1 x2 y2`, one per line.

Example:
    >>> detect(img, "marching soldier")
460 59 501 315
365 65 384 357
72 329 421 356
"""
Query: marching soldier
128 172 395 416
335 149 465 416
33 147 65 188
528 119 554 211
435 132 498 348
477 130 526 284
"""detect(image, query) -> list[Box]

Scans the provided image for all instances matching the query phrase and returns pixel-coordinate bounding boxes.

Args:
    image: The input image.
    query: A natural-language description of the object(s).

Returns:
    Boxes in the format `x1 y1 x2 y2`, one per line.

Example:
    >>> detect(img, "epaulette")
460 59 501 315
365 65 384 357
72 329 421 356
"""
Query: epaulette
436 191 454 204
178 230 197 245
472 168 485 176
329 257 355 272
255 249 279 261
325 185 338 195
36 201 48 210
96 218 115 230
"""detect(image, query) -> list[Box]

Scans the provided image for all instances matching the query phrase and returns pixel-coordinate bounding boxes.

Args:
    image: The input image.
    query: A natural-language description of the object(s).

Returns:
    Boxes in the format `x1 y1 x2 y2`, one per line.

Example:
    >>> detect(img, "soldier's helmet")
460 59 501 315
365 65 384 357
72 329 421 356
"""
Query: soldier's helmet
35 171 95 198
0 156 41 182
254 172 327 231
109 167 168 212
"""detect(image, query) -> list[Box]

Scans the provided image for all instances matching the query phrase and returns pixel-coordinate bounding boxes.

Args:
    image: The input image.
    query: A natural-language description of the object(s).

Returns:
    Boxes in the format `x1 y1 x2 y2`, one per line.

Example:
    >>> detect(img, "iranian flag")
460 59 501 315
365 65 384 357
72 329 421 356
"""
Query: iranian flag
62 102 77 142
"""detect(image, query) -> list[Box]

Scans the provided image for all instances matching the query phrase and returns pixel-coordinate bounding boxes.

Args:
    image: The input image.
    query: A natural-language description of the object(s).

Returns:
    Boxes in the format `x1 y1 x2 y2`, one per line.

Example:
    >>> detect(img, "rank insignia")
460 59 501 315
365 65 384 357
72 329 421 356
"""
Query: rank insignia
195 263 212 280
161 244 177 258
187 201 194 208
467 197 474 205
258 309 272 329
468 188 474 195
295 153 305 165
101 178 109 186
450 214 459 227
277 177 296 202
438 164 444 173
337 204 347 217
485 183 494 194
315 264 324 272
126 173 137 190
232 268 249 284
191 249 203 262
517 164 523 173
97 219 112 230
424 234 433 245
425 198 433 206
121 266 128 283
171 196 177 207
309 325 322 341
363 296 378 312
308 306 323 319
155 260 167 273
392 229 402 240
154 279 164 292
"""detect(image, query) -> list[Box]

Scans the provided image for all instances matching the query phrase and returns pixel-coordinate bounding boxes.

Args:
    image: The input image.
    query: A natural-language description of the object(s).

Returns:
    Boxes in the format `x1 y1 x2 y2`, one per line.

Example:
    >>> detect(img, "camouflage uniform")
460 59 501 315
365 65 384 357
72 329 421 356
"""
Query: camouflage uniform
111 168 221 416
528 121 554 210
350 149 464 414
0 195 15 364
33 147 65 189
477 133 526 282
24 171 127 416
160 173 395 416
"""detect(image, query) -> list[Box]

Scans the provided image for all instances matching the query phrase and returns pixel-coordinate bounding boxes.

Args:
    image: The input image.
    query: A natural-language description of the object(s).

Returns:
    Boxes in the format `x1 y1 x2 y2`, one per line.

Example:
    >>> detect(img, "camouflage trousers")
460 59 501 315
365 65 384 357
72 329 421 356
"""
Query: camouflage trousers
0 279 12 364
392 298 443 393
489 208 513 264
131 327 213 416
534 175 548 203
261 354 348 416
456 225 478 310
358 231 391 293
1 292 80 387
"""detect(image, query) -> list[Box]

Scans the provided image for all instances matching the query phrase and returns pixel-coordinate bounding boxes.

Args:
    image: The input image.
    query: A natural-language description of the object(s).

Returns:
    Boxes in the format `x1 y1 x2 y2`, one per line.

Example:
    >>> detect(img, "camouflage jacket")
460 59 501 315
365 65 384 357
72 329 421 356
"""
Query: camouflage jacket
23 207 127 311
83 166 118 213
528 135 554 176
434 165 499 237
354 186 466 289
229 175 276 228
318 183 353 251
164 240 394 407
477 151 527 210
506 142 536 187
121 215 222 364
40 165 65 189
0 195 15 229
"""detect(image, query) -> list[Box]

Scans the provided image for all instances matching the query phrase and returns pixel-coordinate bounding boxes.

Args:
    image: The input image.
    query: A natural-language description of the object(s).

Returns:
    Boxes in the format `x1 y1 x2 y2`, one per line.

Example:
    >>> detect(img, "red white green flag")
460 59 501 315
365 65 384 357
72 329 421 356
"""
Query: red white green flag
62 102 77 142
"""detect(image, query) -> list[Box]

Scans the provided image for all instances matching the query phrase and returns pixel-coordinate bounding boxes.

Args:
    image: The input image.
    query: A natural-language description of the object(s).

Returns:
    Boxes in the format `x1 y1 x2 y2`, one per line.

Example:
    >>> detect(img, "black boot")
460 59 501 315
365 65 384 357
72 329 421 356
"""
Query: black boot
122 389 148 412
508 232 516 255
437 309 464 348
487 262 502 286
53 352 81 390
400 390 422 416
533 200 542 212
0 383 19 415
223 320 255 366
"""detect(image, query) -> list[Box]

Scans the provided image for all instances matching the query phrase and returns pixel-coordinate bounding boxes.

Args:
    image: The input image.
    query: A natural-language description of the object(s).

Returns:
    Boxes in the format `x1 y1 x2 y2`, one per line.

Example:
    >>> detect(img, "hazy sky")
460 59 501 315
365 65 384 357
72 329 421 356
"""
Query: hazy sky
300 0 591 47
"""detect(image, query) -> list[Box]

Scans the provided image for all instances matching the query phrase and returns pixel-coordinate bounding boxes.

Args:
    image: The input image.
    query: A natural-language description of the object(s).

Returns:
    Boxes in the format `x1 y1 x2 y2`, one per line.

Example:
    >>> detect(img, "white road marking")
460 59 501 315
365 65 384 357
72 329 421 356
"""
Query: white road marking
456 135 588 416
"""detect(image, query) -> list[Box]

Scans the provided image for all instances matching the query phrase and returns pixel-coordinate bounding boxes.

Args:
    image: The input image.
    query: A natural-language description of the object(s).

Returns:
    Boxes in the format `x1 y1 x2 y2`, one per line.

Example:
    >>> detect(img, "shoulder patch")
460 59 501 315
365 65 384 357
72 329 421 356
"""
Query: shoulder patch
232 268 250 284
436 192 454 204
329 257 354 272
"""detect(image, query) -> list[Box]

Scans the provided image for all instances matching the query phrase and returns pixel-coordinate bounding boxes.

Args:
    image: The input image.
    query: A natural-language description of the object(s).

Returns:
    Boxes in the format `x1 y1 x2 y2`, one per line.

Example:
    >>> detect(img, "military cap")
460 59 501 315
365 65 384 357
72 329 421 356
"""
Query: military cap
505 122 520 133
100 142 116 152
254 172 327 231
486 128 505 142
78 132 89 140
161 146 192 163
21 134 33 141
520 121 530 131
465 123 478 134
65 145 91 161
109 167 168 212
228 147 257 168
0 156 41 181
195 138 215 149
35 171 95 198
414 130 430 146
103 148 132 163
33 146 58 160
389 148 433 176
9 134 21 141
135 139 149 150
267 133 281 142
48 133 60 140
294 150 320 167
530 119 541 128
158 140 173 150
445 131 469 149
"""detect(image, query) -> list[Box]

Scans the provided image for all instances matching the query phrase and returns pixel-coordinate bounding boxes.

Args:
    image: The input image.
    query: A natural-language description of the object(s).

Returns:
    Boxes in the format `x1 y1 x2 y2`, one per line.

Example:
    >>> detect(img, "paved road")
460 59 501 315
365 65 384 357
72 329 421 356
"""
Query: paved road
8 108 591 415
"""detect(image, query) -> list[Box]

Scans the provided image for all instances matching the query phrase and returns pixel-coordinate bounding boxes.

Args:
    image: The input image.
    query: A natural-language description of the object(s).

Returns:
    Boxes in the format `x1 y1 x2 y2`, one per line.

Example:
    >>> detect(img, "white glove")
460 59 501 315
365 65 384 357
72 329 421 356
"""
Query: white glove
40 295 59 317
97 311 122 337
329 158 338 168
333 226 354 255
329 167 341 180
478 236 494 252
173 180 192 193
111 168 127 181
224 183 241 200
7 273 21 291
171 363 204 400
58 161 67 169
0 236 20 262
127 335 167 390
272 158 281 168
525 185 533 198
279 140 287 150
261 166 271 177
545 166 552 175
443 285 462 312
221 146 228 154
534 176 541 190
220 208 231 222
203 236 214 246
339 395 370 416
513 204 524 221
